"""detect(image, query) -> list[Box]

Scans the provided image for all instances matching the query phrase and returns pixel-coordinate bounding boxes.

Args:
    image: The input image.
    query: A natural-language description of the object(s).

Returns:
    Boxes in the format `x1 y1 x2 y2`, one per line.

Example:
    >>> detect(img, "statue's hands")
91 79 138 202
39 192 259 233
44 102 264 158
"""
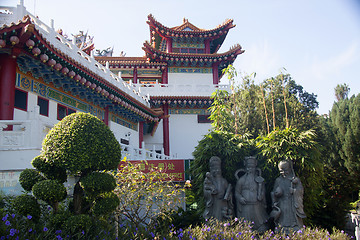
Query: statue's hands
274 187 282 197
239 197 246 205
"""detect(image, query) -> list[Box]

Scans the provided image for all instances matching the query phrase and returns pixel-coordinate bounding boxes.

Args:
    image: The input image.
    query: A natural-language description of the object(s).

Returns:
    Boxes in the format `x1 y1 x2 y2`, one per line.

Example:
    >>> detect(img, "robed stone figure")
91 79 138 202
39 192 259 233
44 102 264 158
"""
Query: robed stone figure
235 156 268 232
271 159 306 234
203 156 233 220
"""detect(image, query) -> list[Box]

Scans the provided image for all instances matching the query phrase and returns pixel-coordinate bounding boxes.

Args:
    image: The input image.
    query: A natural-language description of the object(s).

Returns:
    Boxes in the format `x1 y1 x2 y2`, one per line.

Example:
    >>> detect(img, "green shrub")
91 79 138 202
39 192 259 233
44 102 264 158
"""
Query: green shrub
64 214 92 235
32 155 67 183
92 192 119 216
42 113 121 174
19 169 45 192
47 211 71 230
12 194 41 221
81 172 116 195
32 180 67 206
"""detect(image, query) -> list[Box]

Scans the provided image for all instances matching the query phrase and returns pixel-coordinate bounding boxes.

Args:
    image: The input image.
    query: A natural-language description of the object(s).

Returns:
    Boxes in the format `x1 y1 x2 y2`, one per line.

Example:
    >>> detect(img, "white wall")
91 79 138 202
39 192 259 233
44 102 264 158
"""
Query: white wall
168 73 213 85
109 120 139 148
169 114 211 159
143 119 164 152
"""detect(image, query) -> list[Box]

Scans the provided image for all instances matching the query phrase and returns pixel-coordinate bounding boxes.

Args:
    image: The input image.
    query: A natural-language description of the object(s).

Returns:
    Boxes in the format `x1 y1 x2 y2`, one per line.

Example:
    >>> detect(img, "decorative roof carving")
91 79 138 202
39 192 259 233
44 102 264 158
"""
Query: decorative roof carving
0 15 161 122
142 41 244 67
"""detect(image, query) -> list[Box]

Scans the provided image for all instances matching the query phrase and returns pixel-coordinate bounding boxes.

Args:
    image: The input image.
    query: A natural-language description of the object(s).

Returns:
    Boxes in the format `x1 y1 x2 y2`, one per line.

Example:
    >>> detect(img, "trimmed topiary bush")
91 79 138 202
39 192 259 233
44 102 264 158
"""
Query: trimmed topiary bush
12 194 41 221
42 113 121 174
19 168 45 191
32 180 67 207
80 172 116 195
32 155 67 183
47 211 71 230
64 214 92 235
92 192 119 216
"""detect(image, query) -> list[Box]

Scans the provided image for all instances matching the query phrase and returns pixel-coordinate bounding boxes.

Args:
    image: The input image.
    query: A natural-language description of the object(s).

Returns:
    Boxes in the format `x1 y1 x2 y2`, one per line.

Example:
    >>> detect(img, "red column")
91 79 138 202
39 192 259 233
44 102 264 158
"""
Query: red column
205 39 210 54
162 104 170 156
161 66 168 84
133 67 138 84
139 121 144 148
212 63 219 85
0 54 17 121
166 38 172 53
104 106 109 126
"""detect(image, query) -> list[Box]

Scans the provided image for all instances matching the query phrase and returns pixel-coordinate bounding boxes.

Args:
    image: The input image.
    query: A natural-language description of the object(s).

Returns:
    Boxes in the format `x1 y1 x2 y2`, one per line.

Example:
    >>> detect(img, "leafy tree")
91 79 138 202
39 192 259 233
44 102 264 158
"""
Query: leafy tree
114 160 184 229
18 112 121 217
256 128 323 220
329 93 360 176
335 83 350 101
209 66 319 137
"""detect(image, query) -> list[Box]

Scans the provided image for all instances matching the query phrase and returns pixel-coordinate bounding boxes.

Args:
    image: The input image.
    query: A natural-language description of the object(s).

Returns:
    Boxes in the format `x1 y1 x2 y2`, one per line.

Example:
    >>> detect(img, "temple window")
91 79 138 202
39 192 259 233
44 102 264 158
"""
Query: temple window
197 115 211 123
57 104 76 120
37 97 49 117
14 89 27 111
173 48 205 54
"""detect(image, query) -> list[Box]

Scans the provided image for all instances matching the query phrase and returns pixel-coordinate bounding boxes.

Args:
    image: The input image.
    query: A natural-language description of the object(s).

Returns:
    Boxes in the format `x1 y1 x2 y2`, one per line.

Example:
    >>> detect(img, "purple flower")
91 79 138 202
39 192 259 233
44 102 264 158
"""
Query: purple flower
81 230 85 235
55 230 62 234
27 215 32 220
43 227 48 232
9 228 16 236
11 214 15 218
56 235 62 240
28 228 32 232
2 216 7 221
5 220 10 226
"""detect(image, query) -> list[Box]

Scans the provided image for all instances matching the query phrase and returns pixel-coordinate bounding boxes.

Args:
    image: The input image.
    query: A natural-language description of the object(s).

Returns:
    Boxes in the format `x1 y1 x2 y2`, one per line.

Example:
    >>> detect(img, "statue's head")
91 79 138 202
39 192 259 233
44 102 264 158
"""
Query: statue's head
209 156 222 177
278 160 293 178
244 156 257 174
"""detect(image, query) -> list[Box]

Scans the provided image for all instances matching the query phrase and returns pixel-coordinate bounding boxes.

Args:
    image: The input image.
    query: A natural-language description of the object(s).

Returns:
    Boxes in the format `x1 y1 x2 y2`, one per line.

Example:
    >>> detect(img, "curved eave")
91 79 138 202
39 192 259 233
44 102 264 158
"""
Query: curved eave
147 14 235 37
0 16 161 122
150 96 213 108
147 14 235 51
95 56 167 68
142 41 244 67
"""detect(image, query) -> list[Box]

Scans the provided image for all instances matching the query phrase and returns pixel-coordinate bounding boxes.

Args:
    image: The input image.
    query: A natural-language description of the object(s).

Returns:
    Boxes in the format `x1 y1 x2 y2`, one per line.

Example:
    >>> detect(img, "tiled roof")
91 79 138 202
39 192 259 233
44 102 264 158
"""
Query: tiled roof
142 41 244 67
0 15 161 121
147 14 235 35
95 56 167 67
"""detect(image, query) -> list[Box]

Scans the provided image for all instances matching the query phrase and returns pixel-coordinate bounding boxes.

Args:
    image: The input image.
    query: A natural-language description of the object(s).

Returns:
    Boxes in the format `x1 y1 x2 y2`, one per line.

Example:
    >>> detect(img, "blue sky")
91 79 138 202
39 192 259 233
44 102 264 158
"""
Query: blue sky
3 0 360 114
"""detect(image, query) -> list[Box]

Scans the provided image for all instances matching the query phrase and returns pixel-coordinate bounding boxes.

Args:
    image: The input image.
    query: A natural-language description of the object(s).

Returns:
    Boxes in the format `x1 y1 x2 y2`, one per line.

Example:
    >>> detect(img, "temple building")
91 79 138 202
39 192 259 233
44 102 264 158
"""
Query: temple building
0 2 244 194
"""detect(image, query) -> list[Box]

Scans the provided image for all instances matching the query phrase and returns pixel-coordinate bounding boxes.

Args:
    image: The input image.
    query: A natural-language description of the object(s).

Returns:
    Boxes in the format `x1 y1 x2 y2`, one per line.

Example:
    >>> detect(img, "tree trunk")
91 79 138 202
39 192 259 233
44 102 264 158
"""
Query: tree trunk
73 180 83 214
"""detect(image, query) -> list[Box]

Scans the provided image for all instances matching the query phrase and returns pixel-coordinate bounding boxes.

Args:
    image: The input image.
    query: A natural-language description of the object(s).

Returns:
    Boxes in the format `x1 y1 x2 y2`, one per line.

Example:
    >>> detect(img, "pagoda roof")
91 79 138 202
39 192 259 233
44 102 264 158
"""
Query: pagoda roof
95 56 167 68
142 41 244 68
150 96 213 109
0 15 161 123
147 14 236 53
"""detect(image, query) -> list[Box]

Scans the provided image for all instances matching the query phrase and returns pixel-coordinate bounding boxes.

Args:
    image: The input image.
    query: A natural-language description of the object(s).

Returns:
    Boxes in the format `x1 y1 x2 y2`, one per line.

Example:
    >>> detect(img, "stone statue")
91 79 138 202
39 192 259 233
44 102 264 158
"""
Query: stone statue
271 159 306 234
203 156 233 220
234 156 268 232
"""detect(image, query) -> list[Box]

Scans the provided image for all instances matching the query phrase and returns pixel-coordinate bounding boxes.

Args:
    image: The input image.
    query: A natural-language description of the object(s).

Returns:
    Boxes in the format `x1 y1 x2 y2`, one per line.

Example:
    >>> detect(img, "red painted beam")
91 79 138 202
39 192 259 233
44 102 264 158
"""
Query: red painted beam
0 54 17 122
162 104 170 156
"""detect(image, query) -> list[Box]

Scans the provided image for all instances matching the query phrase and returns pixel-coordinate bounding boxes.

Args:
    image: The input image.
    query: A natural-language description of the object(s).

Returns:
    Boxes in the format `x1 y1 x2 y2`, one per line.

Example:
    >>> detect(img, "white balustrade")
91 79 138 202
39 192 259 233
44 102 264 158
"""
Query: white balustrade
132 83 229 97
0 119 171 161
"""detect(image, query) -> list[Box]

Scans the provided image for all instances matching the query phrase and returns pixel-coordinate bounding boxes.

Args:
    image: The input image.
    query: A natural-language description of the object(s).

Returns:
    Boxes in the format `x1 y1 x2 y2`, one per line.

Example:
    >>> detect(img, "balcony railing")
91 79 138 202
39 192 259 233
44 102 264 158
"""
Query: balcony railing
132 81 229 97
0 108 170 161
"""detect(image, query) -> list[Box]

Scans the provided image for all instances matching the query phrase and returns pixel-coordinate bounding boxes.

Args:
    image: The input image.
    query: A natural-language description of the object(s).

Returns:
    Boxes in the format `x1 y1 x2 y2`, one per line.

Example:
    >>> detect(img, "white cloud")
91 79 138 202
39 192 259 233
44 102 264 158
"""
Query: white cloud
309 41 359 80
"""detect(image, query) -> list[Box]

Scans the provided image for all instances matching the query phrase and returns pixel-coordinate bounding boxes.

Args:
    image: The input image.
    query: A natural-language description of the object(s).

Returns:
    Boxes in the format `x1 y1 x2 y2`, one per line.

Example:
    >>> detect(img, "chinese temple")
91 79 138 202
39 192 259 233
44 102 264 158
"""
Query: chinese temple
0 2 244 194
